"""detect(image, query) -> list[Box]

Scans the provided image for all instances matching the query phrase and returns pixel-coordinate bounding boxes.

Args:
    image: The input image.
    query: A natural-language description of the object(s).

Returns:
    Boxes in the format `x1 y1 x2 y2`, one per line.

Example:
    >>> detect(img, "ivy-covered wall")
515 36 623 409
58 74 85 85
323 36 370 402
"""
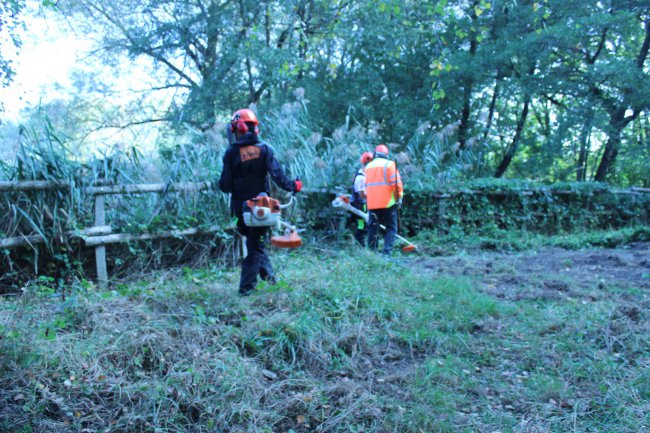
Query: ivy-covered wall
302 180 650 236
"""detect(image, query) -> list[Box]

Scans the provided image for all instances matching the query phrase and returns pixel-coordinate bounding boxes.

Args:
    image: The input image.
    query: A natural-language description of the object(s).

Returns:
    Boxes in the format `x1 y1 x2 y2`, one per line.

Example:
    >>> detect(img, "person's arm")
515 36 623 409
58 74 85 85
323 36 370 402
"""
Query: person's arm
265 145 298 192
354 173 367 199
218 149 233 193
395 165 403 200
388 162 403 207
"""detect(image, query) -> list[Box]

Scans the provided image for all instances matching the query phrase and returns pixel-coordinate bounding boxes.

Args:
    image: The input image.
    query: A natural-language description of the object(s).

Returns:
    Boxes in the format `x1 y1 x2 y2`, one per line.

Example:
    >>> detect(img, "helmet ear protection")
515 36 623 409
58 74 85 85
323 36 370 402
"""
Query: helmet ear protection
232 119 249 134
230 118 259 135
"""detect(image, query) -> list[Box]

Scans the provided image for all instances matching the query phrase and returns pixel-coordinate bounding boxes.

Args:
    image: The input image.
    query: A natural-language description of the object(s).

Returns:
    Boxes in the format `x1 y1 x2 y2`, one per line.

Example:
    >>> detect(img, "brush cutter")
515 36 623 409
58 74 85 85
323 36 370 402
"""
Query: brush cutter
331 195 417 253
242 193 302 248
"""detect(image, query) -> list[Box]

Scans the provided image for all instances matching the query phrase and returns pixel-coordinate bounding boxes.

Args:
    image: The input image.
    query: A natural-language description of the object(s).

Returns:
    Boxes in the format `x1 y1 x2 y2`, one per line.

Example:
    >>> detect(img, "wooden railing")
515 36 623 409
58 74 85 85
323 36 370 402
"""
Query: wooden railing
0 180 217 288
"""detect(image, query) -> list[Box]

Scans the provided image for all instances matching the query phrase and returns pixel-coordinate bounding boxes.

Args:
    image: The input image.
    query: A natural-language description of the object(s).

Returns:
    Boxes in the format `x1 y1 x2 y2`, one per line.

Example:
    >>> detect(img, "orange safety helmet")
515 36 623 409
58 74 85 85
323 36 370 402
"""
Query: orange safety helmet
374 144 389 157
230 108 259 135
360 151 373 165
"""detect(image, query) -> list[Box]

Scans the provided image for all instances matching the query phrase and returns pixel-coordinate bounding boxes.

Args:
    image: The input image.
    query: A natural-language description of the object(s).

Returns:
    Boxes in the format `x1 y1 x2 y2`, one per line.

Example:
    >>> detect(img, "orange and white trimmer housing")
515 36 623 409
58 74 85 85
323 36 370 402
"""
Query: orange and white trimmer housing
243 194 282 228
243 193 302 249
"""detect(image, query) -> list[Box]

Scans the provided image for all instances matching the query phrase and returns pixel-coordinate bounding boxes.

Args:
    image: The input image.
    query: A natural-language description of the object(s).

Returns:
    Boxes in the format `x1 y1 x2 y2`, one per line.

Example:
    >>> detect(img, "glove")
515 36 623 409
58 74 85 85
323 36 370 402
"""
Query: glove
293 178 303 193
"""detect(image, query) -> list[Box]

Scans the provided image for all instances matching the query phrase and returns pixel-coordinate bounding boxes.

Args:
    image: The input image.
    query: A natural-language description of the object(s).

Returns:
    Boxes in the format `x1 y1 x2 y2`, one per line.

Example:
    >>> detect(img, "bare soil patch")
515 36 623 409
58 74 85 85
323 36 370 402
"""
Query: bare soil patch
410 242 650 303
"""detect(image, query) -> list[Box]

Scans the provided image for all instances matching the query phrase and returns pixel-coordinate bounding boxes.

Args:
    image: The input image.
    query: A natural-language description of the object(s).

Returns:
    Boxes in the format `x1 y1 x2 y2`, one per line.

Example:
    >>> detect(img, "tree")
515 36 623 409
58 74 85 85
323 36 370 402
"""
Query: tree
60 0 351 130
0 0 25 89
540 1 650 181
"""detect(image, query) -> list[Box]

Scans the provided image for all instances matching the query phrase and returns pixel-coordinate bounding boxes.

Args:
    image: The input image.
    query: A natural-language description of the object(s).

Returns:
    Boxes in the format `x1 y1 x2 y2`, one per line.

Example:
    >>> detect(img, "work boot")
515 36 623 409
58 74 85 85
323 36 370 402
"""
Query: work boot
260 266 277 285
261 275 278 286
238 287 254 296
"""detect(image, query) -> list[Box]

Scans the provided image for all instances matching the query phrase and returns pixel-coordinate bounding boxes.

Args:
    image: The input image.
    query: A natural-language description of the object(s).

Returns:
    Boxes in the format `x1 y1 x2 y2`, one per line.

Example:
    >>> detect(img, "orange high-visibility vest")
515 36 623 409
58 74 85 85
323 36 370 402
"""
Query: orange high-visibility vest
364 157 403 210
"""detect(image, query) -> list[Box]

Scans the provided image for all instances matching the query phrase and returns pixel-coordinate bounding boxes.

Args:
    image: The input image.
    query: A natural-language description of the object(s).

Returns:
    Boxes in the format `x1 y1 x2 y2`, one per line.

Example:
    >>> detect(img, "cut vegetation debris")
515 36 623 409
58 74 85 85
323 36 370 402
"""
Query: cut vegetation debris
1 241 649 433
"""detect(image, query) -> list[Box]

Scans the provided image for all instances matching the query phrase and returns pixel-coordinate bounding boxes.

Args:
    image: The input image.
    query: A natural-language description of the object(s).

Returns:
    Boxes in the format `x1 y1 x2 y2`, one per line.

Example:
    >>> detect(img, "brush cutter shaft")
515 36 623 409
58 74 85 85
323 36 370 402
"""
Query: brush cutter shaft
279 220 296 231
331 197 369 222
380 224 414 248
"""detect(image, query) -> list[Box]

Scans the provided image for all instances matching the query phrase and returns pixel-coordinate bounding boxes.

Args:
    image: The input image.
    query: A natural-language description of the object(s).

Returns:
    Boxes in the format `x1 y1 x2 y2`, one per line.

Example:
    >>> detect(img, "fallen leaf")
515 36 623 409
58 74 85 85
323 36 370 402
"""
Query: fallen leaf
297 415 306 424
63 379 72 387
13 393 25 401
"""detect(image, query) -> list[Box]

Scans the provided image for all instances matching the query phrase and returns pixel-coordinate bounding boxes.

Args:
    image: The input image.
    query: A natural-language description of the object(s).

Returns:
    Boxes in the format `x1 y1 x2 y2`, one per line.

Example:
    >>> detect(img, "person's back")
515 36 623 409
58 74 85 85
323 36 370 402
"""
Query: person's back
218 108 302 294
220 134 288 217
364 144 403 256
365 152 402 211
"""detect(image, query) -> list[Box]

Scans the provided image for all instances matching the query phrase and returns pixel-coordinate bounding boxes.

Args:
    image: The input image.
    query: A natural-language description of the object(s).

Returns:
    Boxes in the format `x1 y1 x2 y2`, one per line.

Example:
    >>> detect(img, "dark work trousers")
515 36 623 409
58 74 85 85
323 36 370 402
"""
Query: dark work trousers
237 219 274 294
367 205 398 256
352 202 368 247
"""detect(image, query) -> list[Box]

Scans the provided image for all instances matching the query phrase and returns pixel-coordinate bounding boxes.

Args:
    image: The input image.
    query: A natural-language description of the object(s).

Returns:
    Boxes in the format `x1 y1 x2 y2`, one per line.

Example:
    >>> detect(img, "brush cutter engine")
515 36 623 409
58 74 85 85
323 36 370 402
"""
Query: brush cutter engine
242 193 282 228
242 193 303 248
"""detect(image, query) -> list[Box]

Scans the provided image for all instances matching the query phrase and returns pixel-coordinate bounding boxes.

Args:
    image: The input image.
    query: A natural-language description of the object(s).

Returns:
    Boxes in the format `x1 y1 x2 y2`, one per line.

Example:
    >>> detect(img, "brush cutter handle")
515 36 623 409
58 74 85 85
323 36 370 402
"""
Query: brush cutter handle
279 194 296 209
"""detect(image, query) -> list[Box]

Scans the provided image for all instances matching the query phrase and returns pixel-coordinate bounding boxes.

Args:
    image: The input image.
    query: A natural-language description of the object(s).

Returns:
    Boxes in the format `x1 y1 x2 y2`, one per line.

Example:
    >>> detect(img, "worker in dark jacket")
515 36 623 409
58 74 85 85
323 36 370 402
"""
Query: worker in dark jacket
218 108 302 295
350 151 373 246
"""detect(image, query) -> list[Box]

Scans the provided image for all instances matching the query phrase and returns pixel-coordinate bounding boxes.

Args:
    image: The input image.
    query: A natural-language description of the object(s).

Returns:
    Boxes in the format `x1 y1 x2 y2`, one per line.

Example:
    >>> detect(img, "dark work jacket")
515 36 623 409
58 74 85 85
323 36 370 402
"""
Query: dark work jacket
218 133 295 217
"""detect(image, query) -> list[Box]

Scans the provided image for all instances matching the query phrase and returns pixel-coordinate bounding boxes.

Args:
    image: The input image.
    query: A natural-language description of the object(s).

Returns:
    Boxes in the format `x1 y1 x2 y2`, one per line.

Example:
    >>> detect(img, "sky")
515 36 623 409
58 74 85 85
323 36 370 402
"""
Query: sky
0 1 91 122
1 1 172 121
0 1 181 157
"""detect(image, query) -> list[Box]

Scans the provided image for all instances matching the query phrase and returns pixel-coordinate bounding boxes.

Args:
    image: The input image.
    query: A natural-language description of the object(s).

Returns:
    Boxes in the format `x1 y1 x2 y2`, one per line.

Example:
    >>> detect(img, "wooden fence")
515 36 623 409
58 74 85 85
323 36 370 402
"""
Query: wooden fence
0 180 649 288
0 180 218 288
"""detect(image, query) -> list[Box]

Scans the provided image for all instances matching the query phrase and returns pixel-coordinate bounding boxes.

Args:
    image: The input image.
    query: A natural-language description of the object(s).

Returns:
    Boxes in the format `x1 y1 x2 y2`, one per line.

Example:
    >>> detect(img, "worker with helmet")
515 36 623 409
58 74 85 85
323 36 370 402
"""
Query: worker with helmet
350 151 374 246
218 108 302 295
364 144 403 256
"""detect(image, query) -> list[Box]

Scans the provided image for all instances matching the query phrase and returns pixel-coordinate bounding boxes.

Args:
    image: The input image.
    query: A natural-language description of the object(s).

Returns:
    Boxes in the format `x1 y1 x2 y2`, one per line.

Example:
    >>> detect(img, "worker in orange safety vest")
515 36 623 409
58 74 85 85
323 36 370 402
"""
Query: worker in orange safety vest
364 144 403 256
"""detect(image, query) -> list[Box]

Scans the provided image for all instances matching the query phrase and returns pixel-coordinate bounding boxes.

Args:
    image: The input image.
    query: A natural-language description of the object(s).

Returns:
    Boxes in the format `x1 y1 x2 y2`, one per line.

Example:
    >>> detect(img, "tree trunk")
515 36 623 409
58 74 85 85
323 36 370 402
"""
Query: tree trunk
482 80 499 143
576 109 593 181
477 80 499 176
593 19 649 181
457 3 479 151
594 109 626 181
494 96 530 178
457 78 473 151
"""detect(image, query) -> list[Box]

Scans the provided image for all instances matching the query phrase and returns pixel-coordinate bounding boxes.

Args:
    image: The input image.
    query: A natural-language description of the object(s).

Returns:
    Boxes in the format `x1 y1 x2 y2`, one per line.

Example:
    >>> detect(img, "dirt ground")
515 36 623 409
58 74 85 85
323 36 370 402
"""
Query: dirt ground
410 242 650 304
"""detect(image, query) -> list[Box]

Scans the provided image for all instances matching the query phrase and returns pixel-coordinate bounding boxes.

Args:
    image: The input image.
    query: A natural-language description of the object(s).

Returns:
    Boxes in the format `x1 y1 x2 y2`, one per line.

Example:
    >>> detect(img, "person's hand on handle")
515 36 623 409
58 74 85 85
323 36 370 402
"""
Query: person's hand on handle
293 178 303 194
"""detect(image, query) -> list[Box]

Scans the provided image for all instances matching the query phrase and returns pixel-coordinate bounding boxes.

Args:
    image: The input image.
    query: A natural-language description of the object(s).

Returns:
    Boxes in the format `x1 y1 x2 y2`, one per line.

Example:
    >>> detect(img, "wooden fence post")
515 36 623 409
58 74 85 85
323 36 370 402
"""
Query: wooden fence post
94 194 108 289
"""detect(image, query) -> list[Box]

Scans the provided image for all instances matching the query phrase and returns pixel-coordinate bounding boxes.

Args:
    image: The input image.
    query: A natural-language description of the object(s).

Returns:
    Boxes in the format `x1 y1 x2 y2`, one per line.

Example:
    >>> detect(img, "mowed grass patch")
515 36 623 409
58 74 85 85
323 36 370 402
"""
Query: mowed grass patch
1 246 648 432
397 281 649 433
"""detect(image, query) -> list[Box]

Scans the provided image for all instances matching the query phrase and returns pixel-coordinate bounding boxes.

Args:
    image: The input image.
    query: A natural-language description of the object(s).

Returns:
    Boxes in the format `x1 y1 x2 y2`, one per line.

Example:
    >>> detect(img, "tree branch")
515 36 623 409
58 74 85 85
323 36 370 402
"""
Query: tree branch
637 17 650 68
87 2 199 88
587 27 608 64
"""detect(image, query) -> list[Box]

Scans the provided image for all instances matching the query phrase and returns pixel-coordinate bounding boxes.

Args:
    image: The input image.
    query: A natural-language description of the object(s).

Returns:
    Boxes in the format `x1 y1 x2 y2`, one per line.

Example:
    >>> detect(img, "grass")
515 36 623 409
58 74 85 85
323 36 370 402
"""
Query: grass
0 242 648 432
414 225 650 254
